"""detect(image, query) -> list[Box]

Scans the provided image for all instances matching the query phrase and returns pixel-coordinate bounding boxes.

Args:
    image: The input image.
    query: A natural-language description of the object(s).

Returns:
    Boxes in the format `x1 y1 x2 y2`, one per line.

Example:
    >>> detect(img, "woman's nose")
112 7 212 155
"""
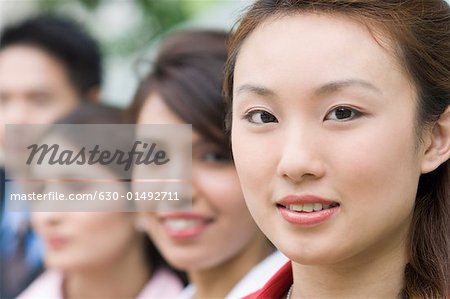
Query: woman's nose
32 212 65 227
276 128 326 183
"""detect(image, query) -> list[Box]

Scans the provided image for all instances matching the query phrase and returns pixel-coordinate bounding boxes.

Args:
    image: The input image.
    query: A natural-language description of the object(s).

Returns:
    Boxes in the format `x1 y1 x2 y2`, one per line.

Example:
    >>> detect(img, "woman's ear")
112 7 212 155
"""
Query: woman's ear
421 106 450 174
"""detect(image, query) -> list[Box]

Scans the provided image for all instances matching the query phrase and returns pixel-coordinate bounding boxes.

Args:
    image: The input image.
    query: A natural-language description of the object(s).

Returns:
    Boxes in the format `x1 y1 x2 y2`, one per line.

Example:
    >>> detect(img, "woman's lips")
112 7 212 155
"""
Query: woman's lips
46 236 68 250
276 195 340 225
158 212 213 240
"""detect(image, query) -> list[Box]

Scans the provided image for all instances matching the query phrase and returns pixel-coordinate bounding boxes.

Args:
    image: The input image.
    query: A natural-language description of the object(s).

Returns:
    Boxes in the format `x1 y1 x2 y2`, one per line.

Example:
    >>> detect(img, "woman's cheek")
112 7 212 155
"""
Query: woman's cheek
199 168 246 208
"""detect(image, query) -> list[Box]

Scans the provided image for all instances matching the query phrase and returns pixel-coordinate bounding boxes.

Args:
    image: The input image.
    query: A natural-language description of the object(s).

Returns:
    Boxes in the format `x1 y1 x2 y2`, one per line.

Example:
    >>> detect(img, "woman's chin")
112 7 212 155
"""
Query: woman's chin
280 244 347 266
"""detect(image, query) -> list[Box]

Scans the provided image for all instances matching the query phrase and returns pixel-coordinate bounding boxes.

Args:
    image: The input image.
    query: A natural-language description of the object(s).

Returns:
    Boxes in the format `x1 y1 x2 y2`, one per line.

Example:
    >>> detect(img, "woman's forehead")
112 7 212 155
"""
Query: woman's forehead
234 13 412 100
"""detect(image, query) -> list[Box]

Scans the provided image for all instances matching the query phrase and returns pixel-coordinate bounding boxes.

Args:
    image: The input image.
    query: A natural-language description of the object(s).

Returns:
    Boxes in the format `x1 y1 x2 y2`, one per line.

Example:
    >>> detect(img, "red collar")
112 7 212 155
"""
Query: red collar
243 261 292 299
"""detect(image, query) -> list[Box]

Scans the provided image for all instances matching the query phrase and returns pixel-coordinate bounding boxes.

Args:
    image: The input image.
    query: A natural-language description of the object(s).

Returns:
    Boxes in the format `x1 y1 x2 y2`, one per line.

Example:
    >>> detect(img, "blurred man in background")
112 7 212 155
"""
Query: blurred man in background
0 15 102 298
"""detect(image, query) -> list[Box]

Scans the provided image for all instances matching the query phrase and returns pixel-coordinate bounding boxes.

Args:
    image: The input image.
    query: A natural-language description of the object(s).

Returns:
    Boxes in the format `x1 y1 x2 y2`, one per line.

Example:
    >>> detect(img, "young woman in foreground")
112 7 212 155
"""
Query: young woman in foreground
224 0 450 298
131 30 286 299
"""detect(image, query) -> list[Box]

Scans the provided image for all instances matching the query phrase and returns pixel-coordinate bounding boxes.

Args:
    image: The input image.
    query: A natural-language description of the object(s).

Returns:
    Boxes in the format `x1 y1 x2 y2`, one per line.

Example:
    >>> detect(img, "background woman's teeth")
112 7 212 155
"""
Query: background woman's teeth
165 219 201 230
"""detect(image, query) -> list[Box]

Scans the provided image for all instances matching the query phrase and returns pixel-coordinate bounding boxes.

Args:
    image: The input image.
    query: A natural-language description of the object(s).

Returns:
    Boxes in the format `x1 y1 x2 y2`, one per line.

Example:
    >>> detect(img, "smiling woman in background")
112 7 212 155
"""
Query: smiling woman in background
131 30 287 299
18 103 184 299
224 0 450 298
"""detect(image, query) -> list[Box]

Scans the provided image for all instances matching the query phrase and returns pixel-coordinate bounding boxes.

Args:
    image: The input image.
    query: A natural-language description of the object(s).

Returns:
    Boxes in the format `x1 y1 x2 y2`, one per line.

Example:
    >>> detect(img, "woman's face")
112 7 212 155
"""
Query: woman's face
231 14 428 265
32 156 139 270
32 211 139 270
137 93 263 271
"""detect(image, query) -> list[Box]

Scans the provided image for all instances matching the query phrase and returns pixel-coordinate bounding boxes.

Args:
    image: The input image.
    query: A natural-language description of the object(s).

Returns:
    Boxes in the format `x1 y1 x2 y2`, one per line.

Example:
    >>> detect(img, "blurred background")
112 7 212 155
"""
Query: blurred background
0 0 253 108
2 0 450 107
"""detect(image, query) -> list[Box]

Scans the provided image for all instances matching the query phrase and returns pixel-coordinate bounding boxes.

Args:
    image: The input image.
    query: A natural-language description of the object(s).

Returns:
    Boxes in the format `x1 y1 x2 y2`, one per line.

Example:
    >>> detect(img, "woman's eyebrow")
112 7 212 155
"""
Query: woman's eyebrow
234 79 381 100
315 79 382 96
234 84 277 98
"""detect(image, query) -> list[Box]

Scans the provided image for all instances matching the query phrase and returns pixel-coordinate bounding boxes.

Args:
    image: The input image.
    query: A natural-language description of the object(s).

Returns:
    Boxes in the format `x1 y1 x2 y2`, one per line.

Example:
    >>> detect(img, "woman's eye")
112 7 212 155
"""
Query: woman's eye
202 151 232 164
325 106 361 121
31 95 54 107
245 110 278 124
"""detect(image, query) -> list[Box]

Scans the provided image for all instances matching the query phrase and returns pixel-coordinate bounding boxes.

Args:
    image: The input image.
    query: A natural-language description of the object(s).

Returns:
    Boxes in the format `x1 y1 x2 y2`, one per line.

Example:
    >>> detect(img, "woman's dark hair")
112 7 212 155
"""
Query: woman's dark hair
223 1 450 298
52 102 131 179
55 102 128 125
130 30 229 150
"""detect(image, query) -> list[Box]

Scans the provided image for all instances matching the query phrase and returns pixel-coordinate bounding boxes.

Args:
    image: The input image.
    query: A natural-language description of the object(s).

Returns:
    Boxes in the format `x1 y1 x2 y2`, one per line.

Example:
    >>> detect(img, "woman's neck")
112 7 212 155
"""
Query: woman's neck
190 233 273 299
64 237 151 299
291 226 409 299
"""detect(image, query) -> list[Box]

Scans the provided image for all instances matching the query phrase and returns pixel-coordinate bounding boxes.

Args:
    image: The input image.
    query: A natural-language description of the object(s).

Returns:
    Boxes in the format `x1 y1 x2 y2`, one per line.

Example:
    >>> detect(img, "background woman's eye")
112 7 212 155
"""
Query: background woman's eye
246 110 278 124
31 93 54 107
202 151 232 163
325 106 361 121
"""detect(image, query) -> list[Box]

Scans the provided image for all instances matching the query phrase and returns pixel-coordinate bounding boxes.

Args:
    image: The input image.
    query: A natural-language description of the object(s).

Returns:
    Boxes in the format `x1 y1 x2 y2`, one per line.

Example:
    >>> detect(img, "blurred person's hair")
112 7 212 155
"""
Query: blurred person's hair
55 102 129 125
0 15 102 100
52 102 131 178
130 30 230 151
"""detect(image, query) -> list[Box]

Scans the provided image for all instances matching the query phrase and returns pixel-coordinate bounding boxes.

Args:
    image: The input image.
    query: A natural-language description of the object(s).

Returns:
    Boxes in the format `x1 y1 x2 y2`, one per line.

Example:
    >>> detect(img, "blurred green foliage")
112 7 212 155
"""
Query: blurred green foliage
36 0 216 55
